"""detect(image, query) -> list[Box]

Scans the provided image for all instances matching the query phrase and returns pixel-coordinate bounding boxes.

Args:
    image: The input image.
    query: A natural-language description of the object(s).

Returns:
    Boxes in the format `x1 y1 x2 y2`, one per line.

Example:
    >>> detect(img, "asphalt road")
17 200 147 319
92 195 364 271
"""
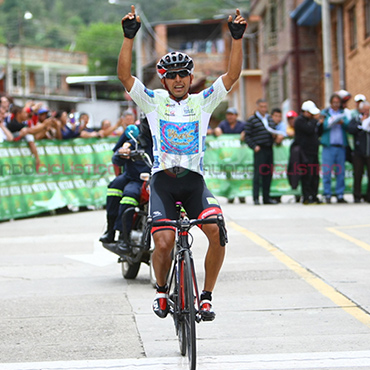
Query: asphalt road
1 195 370 370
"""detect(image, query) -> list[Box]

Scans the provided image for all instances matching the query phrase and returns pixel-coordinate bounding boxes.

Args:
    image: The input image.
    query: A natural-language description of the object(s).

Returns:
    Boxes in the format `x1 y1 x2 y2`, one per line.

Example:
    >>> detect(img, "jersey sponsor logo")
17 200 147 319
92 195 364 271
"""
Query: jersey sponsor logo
160 119 199 155
206 197 219 205
166 103 176 108
203 85 214 99
199 207 220 219
165 110 176 117
153 155 160 168
144 87 154 98
183 106 195 116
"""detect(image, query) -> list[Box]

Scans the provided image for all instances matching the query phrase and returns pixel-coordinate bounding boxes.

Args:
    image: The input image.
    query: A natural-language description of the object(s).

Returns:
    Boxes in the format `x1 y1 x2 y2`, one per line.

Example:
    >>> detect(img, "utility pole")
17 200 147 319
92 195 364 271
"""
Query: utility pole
321 0 333 105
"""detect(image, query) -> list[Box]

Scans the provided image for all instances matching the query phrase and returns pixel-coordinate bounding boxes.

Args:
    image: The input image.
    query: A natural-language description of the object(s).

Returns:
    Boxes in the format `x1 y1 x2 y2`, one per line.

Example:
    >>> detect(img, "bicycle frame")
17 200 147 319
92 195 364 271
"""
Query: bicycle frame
145 207 227 370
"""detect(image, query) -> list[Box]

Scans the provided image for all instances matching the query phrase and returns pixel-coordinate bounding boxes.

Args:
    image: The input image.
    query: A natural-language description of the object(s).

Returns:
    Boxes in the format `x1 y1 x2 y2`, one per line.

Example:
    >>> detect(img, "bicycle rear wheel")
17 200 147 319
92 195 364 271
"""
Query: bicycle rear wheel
182 250 196 370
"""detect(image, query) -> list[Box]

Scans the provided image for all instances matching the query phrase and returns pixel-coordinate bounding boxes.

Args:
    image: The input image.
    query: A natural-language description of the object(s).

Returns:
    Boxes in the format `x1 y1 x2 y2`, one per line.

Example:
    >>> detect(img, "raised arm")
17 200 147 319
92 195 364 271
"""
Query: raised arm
222 9 247 91
0 121 14 141
117 5 141 92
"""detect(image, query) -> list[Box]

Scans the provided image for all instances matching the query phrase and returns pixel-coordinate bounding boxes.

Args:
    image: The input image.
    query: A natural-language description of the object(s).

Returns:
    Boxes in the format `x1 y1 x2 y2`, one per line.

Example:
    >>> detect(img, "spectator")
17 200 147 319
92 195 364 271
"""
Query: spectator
6 105 41 170
347 101 370 203
320 93 350 204
120 110 136 131
214 107 246 204
286 110 298 138
24 101 43 128
29 107 61 140
55 111 79 140
336 89 352 120
77 112 100 138
351 94 366 120
292 100 323 204
0 106 13 142
244 99 278 205
98 117 125 137
214 107 245 137
0 95 12 121
270 108 286 144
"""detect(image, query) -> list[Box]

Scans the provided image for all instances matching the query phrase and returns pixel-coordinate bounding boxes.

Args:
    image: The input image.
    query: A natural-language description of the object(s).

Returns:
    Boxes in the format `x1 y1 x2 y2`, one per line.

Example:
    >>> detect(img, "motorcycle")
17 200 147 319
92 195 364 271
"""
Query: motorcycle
103 124 155 285
119 169 155 286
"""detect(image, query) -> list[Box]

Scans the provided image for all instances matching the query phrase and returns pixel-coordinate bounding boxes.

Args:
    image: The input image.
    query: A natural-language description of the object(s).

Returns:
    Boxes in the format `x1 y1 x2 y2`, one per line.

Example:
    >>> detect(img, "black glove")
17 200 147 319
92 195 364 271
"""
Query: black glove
228 18 246 40
122 16 141 39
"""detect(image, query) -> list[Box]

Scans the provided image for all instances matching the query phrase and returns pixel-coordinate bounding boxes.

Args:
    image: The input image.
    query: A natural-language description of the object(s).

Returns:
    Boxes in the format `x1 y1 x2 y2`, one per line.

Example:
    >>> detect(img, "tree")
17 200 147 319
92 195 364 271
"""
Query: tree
75 22 124 75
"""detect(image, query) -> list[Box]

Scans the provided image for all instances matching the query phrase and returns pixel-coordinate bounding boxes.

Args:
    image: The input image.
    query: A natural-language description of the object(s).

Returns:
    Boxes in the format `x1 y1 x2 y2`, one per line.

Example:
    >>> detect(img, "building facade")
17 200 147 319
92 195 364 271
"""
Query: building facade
0 44 88 109
249 0 370 113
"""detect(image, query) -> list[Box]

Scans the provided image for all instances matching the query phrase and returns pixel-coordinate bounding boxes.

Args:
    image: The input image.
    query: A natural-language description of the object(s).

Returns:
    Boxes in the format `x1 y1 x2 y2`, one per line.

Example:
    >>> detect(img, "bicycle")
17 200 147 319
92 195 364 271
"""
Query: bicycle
145 202 227 370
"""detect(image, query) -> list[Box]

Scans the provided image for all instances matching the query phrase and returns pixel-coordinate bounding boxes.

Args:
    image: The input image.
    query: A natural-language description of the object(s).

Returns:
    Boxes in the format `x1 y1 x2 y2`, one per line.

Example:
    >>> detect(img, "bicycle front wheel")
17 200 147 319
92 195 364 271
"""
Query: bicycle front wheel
182 250 196 370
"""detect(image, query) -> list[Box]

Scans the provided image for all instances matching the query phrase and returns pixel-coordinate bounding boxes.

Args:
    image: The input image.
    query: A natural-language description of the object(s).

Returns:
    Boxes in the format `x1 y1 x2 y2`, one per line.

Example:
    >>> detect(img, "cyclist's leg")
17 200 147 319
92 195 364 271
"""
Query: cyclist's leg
150 172 178 318
183 174 224 320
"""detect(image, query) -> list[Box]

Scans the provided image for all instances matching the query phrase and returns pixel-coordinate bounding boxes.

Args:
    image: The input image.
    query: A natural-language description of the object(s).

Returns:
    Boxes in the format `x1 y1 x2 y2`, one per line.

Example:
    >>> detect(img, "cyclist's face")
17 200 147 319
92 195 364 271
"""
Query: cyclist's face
162 71 193 100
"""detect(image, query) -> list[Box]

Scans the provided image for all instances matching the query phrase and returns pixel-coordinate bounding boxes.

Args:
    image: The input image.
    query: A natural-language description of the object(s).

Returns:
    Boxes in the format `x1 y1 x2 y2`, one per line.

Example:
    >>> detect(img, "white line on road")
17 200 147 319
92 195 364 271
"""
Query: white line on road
65 240 117 267
2 351 370 370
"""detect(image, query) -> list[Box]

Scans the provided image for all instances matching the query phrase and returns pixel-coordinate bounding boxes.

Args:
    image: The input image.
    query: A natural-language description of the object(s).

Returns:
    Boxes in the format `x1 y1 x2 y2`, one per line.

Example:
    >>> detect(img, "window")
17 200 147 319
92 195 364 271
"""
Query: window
268 71 280 108
35 71 44 90
12 70 21 87
365 0 370 39
279 0 285 30
269 0 278 46
348 5 357 50
282 63 288 101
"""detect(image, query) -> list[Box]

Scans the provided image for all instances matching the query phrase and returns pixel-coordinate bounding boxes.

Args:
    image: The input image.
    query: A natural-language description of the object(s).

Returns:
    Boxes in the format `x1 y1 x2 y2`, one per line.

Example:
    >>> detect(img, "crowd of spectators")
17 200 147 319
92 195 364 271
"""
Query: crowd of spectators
0 93 136 171
2 90 369 205
212 90 370 205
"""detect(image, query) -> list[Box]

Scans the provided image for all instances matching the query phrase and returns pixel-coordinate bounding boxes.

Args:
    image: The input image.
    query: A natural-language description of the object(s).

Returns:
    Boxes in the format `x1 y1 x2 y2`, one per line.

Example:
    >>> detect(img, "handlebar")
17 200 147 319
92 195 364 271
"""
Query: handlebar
114 149 153 168
145 213 228 247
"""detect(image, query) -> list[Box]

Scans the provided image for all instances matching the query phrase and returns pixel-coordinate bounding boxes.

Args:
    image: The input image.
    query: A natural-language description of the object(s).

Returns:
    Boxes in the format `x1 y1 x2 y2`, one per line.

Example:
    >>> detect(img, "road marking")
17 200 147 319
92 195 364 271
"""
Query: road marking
65 240 117 267
327 225 370 252
228 221 370 329
2 351 370 369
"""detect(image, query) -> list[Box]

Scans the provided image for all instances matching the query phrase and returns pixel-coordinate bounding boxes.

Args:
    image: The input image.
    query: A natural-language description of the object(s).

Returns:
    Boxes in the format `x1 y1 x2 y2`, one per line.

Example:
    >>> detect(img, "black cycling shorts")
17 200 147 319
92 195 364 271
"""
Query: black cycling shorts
149 169 222 233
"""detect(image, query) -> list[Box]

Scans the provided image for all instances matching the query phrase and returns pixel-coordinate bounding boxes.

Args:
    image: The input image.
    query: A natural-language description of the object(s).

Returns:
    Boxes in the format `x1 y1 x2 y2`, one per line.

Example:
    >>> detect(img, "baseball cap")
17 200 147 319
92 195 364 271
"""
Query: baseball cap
286 110 298 118
226 107 238 115
336 89 351 101
38 107 49 115
301 100 320 115
354 94 366 102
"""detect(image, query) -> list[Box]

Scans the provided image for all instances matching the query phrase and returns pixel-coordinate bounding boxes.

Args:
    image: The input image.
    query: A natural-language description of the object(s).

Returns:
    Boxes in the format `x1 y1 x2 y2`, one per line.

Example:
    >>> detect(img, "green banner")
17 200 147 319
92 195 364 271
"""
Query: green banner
0 135 365 221
203 135 360 199
0 138 117 221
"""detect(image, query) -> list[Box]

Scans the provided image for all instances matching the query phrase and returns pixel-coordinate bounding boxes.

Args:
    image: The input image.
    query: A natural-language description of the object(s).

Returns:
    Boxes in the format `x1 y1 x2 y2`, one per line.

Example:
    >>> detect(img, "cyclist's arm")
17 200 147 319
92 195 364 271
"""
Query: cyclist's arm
117 6 140 92
118 38 135 92
222 9 247 91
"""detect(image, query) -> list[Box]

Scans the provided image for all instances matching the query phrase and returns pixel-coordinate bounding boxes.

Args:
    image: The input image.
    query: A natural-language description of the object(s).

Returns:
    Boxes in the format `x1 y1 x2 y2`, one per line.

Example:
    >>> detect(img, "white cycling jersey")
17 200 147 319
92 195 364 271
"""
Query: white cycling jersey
128 76 228 175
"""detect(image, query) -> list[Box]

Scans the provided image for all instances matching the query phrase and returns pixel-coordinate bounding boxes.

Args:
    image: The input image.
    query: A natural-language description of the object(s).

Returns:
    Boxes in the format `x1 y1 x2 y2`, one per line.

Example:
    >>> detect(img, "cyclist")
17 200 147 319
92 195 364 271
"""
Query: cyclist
99 116 153 256
118 5 246 320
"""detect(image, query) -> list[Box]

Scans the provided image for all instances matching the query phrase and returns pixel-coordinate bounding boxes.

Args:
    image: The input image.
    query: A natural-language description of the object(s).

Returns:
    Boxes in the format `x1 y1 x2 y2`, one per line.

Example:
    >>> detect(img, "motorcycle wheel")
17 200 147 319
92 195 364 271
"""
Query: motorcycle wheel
121 259 141 279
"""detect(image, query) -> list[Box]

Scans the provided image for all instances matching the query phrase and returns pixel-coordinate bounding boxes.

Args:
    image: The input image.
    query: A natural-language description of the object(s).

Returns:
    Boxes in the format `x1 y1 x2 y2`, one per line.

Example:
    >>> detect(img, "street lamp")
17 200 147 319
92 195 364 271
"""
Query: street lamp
19 10 33 103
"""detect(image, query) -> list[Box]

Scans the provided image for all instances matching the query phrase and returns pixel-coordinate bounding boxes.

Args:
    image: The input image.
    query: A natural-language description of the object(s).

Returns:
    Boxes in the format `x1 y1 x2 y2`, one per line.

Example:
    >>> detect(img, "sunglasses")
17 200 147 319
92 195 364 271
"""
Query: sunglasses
164 70 191 79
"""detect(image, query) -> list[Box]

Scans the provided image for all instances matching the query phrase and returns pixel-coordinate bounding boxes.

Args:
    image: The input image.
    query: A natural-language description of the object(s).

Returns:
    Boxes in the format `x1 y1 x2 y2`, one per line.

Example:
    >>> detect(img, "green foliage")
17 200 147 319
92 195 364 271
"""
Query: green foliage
75 22 123 76
0 0 250 74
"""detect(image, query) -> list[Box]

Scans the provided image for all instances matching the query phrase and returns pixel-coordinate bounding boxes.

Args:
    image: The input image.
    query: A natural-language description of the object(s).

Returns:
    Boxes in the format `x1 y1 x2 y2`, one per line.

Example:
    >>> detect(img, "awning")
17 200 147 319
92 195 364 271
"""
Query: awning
290 0 322 26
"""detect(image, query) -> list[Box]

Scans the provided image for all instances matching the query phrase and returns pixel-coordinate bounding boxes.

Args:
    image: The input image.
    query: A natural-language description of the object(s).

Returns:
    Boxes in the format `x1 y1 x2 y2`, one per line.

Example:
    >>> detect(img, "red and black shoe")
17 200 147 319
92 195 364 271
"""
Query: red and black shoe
200 299 215 321
153 291 169 319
